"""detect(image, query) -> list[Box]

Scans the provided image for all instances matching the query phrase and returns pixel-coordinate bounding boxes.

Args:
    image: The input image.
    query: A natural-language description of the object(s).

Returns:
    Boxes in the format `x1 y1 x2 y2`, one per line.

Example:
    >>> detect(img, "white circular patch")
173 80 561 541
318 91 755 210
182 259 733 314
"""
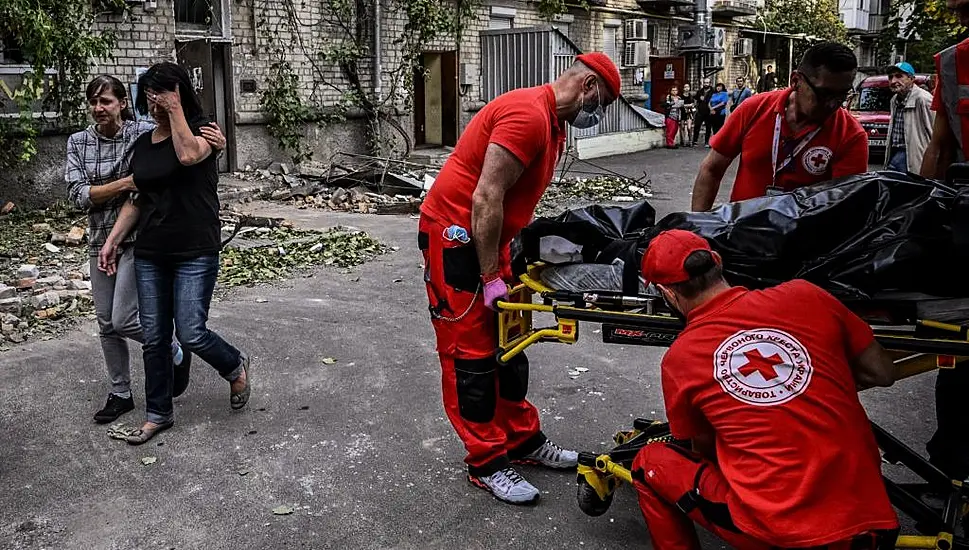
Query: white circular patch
713 328 813 407
801 146 833 175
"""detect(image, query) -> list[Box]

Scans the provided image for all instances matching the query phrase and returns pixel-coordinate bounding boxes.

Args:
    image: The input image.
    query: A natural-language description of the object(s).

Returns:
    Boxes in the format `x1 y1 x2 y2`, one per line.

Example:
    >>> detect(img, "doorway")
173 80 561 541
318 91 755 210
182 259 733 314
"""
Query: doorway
414 51 458 148
175 40 236 172
649 56 686 115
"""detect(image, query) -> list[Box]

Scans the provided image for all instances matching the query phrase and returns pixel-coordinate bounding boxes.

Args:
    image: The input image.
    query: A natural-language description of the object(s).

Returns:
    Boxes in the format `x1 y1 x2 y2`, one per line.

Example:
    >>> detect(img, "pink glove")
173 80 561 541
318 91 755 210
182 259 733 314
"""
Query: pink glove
482 276 509 310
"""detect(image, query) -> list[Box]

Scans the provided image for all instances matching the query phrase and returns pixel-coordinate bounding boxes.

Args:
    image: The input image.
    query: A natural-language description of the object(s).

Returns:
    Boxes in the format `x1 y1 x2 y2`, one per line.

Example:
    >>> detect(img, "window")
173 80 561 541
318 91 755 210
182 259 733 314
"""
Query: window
0 34 24 65
603 25 619 66
175 0 223 35
489 16 513 30
553 22 571 38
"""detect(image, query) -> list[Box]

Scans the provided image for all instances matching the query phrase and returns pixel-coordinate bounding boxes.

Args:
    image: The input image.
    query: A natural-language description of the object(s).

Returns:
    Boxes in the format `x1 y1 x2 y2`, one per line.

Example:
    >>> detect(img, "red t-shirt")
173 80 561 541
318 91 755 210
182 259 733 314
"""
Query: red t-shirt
420 85 565 246
661 280 898 546
710 89 869 202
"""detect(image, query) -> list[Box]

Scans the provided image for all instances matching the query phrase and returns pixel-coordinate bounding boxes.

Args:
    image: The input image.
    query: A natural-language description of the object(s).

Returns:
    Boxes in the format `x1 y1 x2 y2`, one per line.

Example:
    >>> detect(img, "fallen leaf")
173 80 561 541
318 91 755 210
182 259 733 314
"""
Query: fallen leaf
141 456 157 466
255 298 268 303
238 468 250 476
321 357 337 365
575 367 589 373
272 505 295 515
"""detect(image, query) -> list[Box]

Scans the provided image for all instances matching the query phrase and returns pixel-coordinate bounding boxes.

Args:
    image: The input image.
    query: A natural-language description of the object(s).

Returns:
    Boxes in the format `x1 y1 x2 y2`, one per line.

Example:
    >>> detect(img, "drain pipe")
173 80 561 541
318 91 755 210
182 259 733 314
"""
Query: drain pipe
373 0 382 102
695 0 712 82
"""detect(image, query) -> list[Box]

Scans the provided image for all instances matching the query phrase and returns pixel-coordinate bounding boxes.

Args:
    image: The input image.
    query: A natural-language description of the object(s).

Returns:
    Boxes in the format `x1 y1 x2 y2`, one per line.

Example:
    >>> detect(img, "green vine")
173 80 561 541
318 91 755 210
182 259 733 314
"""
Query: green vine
257 0 480 160
537 0 589 21
0 0 126 169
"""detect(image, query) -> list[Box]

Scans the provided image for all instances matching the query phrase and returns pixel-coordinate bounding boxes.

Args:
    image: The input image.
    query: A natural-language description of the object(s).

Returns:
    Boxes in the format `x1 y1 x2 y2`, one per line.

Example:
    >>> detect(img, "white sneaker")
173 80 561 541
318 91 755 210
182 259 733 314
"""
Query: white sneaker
516 439 579 470
470 467 540 505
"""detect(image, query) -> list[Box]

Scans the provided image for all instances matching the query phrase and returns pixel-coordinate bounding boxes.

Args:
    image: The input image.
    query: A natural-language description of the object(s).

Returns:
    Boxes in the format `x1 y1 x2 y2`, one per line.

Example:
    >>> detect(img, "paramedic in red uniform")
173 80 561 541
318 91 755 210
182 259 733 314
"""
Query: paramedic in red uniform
417 53 621 505
691 42 868 211
633 229 900 550
918 0 969 482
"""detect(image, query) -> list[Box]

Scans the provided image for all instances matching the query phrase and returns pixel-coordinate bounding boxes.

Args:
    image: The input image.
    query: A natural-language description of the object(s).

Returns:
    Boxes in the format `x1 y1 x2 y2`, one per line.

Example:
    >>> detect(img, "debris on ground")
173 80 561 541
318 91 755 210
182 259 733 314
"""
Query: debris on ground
107 423 138 441
272 505 295 516
140 456 157 466
218 222 387 287
0 202 96 346
536 175 653 217
240 152 436 215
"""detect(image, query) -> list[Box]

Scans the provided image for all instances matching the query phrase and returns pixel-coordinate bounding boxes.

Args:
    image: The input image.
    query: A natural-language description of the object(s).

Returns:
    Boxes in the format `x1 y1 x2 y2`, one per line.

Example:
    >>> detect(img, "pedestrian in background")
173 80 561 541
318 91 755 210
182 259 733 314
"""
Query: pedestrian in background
66 75 223 424
729 77 753 113
680 83 697 147
664 86 684 149
758 65 778 93
99 62 251 445
884 61 934 173
709 83 729 142
694 78 714 147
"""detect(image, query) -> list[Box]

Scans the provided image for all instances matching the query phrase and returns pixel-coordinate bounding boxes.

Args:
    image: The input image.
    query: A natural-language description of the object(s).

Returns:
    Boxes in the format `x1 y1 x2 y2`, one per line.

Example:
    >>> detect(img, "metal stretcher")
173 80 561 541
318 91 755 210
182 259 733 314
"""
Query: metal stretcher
496 262 969 550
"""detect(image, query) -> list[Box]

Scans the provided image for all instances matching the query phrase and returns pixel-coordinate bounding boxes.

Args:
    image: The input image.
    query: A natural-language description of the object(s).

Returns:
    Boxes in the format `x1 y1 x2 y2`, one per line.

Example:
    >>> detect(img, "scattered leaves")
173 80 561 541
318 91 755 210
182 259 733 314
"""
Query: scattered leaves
272 505 295 515
321 357 337 365
537 176 652 217
219 226 386 287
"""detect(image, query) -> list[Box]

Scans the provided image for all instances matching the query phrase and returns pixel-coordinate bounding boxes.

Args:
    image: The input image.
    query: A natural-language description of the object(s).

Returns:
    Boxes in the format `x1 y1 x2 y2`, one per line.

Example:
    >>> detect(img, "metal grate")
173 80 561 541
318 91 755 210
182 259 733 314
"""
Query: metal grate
480 26 656 149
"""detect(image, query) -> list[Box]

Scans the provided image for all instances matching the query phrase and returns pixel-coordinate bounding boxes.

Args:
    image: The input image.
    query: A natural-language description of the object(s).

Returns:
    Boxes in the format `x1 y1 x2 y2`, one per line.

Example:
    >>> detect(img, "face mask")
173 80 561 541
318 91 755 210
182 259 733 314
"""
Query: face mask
572 82 603 129
661 290 687 324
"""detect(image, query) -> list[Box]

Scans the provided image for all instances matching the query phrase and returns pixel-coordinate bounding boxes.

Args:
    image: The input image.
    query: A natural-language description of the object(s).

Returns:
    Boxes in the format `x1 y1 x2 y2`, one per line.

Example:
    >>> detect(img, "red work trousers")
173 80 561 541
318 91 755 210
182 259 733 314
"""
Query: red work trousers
632 443 897 550
418 215 545 477
665 118 680 147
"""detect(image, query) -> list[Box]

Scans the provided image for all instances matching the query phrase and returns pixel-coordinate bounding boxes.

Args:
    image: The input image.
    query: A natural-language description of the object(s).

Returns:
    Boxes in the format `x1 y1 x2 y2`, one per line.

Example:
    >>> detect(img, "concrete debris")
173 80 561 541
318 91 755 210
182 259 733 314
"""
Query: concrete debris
32 223 51 233
66 227 86 246
17 265 39 279
44 243 60 253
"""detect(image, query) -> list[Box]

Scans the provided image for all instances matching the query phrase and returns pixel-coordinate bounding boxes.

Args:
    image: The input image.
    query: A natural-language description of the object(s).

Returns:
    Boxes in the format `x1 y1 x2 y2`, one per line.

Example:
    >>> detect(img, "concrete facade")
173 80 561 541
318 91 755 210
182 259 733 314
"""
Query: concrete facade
1 0 780 206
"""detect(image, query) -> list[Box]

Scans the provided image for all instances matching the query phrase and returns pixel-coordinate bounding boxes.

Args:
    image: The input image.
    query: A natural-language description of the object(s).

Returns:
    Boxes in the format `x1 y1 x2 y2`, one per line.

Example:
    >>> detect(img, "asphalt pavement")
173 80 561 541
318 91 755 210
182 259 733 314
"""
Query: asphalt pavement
0 147 931 550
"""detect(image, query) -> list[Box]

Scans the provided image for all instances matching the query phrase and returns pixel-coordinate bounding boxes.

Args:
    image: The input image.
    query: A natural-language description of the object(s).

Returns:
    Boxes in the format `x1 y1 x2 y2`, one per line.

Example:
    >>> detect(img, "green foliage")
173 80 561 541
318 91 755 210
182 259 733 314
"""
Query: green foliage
537 0 589 20
259 59 313 164
762 0 850 61
0 0 126 170
257 0 480 159
878 0 966 72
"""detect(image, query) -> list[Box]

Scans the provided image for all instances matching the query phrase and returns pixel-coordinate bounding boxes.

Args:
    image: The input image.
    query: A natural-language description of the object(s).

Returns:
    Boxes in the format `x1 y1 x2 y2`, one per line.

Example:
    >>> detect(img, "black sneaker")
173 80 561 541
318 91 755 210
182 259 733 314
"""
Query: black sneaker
173 350 192 398
93 394 134 424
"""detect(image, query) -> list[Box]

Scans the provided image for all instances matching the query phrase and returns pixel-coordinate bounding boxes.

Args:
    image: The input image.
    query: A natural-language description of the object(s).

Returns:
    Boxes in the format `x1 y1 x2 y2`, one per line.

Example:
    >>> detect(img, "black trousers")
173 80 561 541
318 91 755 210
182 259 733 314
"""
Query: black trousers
693 110 712 144
710 113 726 137
927 362 969 480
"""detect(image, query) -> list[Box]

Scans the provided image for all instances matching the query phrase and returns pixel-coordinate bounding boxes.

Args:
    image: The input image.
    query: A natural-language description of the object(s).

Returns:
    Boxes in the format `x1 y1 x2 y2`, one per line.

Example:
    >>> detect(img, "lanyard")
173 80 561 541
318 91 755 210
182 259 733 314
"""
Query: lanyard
771 114 821 188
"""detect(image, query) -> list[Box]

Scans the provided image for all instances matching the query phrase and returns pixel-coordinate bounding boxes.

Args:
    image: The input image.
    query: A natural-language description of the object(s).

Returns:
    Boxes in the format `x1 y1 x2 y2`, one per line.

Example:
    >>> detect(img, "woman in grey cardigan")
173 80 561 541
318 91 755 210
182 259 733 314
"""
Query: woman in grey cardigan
65 75 224 424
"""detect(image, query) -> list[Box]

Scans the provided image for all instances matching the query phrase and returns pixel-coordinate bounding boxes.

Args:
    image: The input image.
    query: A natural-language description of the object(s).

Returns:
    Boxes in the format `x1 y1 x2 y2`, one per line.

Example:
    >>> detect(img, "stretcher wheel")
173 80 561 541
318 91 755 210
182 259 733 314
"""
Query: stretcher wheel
577 477 613 517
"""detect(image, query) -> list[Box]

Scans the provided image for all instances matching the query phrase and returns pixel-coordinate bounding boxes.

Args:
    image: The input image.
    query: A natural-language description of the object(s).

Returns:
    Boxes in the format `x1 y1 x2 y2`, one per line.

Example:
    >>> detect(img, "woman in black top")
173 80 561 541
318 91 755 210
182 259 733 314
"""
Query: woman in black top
100 62 250 444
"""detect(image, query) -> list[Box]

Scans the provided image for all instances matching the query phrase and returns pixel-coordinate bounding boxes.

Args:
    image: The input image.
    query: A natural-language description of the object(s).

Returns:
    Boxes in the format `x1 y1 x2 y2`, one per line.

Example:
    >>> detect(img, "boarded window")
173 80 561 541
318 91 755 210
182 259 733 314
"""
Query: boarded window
603 26 619 66
489 16 513 30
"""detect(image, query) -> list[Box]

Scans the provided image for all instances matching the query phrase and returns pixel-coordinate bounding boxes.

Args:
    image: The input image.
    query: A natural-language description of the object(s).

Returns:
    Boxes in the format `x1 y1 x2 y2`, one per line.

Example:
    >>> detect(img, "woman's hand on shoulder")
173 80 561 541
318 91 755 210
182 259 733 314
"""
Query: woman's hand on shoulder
199 122 226 151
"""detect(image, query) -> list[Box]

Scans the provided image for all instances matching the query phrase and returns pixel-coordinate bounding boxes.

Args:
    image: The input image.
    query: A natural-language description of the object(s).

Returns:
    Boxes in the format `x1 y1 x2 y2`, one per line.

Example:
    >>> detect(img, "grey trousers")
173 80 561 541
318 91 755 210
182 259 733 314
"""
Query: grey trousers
91 246 143 396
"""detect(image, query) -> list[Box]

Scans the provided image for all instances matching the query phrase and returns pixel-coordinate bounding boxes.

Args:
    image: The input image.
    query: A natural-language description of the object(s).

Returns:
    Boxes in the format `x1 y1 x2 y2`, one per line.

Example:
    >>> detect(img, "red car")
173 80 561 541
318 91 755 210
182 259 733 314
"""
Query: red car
849 74 933 159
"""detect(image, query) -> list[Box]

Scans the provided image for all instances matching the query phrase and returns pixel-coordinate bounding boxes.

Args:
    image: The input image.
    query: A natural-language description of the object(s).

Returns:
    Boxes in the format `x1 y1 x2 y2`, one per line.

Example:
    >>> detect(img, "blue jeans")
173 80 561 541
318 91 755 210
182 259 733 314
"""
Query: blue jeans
888 148 907 172
135 255 243 424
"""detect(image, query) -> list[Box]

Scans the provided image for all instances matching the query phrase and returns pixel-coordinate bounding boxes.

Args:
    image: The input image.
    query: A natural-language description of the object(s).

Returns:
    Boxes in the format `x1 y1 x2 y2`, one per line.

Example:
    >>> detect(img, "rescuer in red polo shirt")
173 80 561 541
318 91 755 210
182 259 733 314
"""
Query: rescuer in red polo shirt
691 42 869 211
633 229 899 550
417 53 621 505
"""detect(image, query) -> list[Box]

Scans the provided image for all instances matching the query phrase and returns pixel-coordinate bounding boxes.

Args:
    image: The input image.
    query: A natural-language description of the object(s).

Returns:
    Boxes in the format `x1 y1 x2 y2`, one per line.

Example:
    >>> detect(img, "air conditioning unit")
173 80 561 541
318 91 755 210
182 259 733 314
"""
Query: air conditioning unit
734 38 753 57
625 19 649 40
704 52 725 69
624 41 651 67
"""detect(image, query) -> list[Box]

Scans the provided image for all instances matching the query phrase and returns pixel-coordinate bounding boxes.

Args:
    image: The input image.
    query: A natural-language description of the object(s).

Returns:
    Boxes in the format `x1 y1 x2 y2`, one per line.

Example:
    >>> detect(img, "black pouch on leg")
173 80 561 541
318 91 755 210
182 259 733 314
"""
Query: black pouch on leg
442 244 482 293
498 352 529 402
455 357 497 423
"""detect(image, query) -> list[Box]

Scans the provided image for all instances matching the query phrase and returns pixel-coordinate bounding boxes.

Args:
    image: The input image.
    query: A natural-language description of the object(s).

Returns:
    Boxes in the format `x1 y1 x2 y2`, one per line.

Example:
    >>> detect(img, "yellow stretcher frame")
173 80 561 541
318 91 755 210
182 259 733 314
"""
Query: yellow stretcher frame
496 262 969 550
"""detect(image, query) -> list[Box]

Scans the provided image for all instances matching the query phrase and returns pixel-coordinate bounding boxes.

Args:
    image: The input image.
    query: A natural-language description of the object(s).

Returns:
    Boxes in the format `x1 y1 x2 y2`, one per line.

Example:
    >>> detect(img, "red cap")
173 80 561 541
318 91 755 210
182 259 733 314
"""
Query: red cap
576 52 621 100
641 230 715 285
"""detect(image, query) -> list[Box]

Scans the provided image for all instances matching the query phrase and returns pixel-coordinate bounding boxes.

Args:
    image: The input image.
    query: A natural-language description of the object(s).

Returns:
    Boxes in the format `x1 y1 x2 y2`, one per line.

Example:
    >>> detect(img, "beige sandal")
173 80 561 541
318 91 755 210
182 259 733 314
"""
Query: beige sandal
230 356 250 410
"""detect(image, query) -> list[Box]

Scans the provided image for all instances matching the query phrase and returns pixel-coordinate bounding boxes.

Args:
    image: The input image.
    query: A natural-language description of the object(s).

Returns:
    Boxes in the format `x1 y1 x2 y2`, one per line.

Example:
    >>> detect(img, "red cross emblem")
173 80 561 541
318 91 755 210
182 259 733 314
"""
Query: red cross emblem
809 152 827 168
737 349 784 381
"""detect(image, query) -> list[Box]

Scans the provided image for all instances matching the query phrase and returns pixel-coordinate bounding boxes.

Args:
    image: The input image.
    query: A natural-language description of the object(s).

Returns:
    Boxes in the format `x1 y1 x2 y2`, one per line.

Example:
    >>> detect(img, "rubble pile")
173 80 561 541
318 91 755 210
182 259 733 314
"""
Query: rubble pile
219 221 388 287
0 205 96 346
247 157 435 215
536 175 653 217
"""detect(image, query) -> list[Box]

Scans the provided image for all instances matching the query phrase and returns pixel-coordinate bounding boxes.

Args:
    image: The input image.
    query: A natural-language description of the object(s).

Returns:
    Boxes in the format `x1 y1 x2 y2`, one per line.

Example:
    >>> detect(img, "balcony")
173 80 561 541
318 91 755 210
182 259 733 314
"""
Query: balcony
712 0 758 17
636 0 695 11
